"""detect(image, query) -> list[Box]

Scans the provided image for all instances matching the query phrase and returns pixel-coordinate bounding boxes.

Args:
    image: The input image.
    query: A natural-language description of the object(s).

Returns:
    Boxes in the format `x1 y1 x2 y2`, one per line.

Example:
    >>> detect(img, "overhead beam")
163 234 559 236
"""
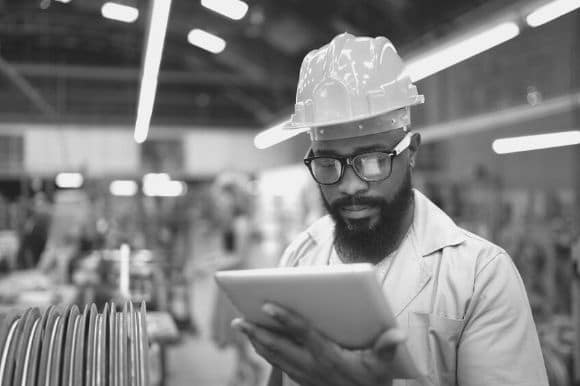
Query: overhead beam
420 91 580 143
225 89 275 125
13 62 295 88
0 56 58 117
213 50 268 83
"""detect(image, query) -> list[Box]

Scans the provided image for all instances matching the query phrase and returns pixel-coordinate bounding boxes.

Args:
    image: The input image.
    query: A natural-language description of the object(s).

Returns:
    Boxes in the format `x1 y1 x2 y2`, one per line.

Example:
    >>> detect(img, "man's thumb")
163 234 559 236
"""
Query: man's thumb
373 328 407 358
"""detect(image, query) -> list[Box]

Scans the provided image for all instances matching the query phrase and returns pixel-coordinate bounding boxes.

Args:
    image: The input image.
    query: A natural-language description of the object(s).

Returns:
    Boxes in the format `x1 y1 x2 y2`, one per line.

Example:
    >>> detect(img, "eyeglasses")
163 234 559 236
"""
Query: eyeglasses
303 132 413 185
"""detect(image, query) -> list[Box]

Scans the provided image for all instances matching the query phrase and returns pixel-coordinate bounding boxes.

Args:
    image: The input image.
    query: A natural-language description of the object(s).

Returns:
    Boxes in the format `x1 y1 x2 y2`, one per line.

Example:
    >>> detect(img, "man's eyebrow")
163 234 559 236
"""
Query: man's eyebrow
313 144 395 157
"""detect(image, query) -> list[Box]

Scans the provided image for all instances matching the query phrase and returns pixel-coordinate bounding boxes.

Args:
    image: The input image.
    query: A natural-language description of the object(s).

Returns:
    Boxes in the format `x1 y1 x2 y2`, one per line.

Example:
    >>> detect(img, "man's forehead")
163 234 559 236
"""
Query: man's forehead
311 128 406 153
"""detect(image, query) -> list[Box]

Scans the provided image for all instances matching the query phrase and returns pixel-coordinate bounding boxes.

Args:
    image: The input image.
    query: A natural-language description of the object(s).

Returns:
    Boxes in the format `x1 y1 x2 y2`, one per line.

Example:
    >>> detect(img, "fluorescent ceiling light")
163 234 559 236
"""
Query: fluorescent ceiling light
142 173 187 197
143 180 186 197
55 172 84 189
55 0 72 3
187 29 226 54
405 22 520 82
109 180 138 196
101 2 139 23
492 130 580 154
254 120 309 149
201 0 248 20
143 172 170 183
134 0 172 144
142 174 187 197
526 0 580 27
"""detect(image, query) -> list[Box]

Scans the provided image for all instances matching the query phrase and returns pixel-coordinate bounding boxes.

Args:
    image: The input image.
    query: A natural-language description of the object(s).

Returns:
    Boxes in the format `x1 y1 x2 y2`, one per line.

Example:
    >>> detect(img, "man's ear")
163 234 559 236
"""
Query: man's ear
409 132 421 168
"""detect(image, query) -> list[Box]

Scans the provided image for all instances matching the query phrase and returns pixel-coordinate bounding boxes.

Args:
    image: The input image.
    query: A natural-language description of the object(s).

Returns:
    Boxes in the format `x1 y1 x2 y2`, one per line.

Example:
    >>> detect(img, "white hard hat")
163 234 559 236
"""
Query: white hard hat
255 33 424 148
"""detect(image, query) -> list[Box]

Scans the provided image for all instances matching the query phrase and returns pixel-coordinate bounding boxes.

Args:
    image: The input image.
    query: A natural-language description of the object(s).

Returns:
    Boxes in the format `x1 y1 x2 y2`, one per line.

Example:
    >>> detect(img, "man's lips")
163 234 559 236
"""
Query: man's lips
339 204 380 219
340 205 371 211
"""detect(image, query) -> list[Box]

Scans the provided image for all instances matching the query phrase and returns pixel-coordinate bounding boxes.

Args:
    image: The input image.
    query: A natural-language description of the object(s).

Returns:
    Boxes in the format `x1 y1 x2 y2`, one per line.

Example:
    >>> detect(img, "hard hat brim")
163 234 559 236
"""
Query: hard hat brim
254 95 424 149
280 95 424 131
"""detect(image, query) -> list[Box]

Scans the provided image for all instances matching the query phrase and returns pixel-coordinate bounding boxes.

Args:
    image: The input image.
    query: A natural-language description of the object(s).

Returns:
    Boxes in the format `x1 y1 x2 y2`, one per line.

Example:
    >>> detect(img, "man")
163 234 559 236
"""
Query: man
233 33 548 386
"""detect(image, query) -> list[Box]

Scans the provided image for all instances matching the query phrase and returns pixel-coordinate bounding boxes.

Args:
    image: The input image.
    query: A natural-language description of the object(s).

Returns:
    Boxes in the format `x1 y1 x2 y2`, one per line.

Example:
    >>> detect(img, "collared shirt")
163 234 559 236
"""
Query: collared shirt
278 189 548 386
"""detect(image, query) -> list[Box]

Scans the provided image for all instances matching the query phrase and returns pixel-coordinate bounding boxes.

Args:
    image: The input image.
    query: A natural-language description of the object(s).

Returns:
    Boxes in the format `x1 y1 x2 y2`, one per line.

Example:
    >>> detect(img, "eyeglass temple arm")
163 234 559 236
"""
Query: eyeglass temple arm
393 132 413 155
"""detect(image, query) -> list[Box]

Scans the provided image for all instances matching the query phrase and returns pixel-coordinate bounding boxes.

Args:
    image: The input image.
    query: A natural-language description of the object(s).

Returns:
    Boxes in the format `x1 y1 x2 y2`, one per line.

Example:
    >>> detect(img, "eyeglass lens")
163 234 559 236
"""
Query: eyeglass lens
311 158 342 184
310 152 392 184
354 153 391 180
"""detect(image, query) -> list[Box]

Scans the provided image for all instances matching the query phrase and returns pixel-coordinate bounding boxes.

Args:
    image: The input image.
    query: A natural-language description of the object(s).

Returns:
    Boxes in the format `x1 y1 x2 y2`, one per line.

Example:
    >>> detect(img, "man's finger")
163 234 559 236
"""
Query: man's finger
233 318 312 368
262 303 309 335
249 338 311 383
373 328 407 359
259 307 351 384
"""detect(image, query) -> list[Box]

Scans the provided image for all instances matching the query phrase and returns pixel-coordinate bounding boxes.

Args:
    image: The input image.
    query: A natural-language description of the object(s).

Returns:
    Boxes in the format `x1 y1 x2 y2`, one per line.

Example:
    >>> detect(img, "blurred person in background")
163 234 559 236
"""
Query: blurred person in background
232 33 548 386
16 192 52 269
192 172 264 386
37 228 81 284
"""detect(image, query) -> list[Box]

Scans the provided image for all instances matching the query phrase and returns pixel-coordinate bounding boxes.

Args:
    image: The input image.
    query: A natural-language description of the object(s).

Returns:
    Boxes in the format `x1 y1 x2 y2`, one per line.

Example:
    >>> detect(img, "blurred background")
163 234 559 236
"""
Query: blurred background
0 0 578 385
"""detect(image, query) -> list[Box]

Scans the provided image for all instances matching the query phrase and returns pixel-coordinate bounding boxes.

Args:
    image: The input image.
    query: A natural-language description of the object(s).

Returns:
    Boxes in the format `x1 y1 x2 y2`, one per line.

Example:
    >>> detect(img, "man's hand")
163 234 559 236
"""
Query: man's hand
232 303 406 386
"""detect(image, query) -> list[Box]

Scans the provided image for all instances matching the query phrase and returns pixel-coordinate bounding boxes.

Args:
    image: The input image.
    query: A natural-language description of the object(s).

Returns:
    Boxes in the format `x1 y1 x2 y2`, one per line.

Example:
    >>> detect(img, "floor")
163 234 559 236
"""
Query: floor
163 274 270 386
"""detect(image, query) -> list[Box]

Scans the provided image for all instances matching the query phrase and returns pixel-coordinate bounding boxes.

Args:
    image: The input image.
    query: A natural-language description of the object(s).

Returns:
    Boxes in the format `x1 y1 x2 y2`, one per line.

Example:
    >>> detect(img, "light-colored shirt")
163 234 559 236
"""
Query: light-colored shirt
278 189 548 386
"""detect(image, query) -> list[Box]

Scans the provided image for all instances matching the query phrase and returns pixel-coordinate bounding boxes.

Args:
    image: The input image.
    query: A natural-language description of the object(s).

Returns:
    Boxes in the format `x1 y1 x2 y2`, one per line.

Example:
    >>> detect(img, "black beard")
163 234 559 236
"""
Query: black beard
322 171 413 263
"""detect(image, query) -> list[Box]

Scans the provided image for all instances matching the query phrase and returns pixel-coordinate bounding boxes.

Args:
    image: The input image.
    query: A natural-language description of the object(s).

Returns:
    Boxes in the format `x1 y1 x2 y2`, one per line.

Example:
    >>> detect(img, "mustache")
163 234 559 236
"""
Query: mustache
330 195 385 209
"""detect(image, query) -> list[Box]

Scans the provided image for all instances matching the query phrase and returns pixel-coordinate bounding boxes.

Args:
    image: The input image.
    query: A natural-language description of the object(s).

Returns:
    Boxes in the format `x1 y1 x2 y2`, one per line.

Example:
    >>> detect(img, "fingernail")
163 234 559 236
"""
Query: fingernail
231 319 252 333
262 303 279 317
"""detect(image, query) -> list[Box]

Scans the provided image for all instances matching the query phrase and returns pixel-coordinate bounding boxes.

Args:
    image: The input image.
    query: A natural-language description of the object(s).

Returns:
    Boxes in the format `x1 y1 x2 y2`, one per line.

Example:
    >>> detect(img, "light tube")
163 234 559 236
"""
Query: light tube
405 22 520 82
134 0 172 144
526 0 580 27
142 173 187 197
254 120 310 149
101 2 139 23
143 180 187 197
143 172 170 185
119 244 130 297
492 130 580 154
109 180 138 196
201 0 248 20
187 29 226 54
56 172 84 189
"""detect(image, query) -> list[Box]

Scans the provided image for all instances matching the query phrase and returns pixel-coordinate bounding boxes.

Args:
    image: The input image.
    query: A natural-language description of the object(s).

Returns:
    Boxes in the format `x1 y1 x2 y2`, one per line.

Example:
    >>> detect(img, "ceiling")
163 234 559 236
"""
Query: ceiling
0 0 523 129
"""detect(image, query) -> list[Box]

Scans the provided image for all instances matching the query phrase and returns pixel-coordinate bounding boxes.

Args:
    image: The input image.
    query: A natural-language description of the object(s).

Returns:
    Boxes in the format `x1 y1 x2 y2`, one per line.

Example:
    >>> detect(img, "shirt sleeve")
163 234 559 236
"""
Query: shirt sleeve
457 252 549 386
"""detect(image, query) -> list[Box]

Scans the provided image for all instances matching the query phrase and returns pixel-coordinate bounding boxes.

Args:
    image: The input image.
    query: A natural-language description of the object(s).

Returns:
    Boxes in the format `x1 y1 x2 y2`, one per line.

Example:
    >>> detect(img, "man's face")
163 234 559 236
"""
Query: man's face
311 128 418 262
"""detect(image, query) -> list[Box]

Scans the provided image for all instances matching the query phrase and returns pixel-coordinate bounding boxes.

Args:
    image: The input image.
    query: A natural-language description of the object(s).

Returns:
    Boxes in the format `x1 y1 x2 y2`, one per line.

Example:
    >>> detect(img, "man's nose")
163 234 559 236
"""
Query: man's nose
338 166 368 195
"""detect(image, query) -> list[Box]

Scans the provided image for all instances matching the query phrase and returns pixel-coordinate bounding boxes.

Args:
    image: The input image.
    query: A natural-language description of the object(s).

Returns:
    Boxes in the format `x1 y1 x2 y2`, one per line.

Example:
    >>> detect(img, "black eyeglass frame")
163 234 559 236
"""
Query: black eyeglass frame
303 132 413 185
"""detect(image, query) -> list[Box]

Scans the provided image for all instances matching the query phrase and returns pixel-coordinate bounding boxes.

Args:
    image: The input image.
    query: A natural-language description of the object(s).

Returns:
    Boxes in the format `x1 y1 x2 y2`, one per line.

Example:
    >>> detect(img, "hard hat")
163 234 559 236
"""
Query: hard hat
254 33 424 148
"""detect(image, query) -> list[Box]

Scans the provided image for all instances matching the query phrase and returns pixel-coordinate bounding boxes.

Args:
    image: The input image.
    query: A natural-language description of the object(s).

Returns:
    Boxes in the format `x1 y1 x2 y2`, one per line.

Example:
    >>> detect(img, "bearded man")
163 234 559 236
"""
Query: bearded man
233 33 548 386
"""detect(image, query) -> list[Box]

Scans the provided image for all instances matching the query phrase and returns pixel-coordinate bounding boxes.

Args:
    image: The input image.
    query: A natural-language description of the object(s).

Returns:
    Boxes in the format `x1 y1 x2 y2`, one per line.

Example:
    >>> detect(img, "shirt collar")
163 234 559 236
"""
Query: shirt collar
411 189 465 256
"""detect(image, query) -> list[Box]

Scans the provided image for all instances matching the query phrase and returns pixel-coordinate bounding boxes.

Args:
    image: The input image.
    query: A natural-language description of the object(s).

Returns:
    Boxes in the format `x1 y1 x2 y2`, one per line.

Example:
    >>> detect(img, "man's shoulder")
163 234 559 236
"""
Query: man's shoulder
457 226 505 251
413 189 508 268
279 215 334 267
448 225 512 275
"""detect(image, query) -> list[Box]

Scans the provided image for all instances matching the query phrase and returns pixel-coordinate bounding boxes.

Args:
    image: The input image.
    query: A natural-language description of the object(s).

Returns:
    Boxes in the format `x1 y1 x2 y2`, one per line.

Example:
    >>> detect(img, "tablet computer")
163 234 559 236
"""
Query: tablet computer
215 263 418 379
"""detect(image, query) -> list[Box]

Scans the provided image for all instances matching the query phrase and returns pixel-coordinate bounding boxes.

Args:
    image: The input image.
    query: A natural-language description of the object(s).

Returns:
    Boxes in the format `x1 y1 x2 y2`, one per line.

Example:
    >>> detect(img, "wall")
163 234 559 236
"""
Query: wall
414 11 579 191
443 114 578 189
0 123 307 177
25 127 138 176
183 128 308 177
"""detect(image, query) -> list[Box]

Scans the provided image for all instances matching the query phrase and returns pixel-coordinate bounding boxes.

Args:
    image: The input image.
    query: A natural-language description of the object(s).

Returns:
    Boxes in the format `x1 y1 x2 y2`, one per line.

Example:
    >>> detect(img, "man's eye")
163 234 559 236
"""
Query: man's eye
360 158 382 175
317 158 337 167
